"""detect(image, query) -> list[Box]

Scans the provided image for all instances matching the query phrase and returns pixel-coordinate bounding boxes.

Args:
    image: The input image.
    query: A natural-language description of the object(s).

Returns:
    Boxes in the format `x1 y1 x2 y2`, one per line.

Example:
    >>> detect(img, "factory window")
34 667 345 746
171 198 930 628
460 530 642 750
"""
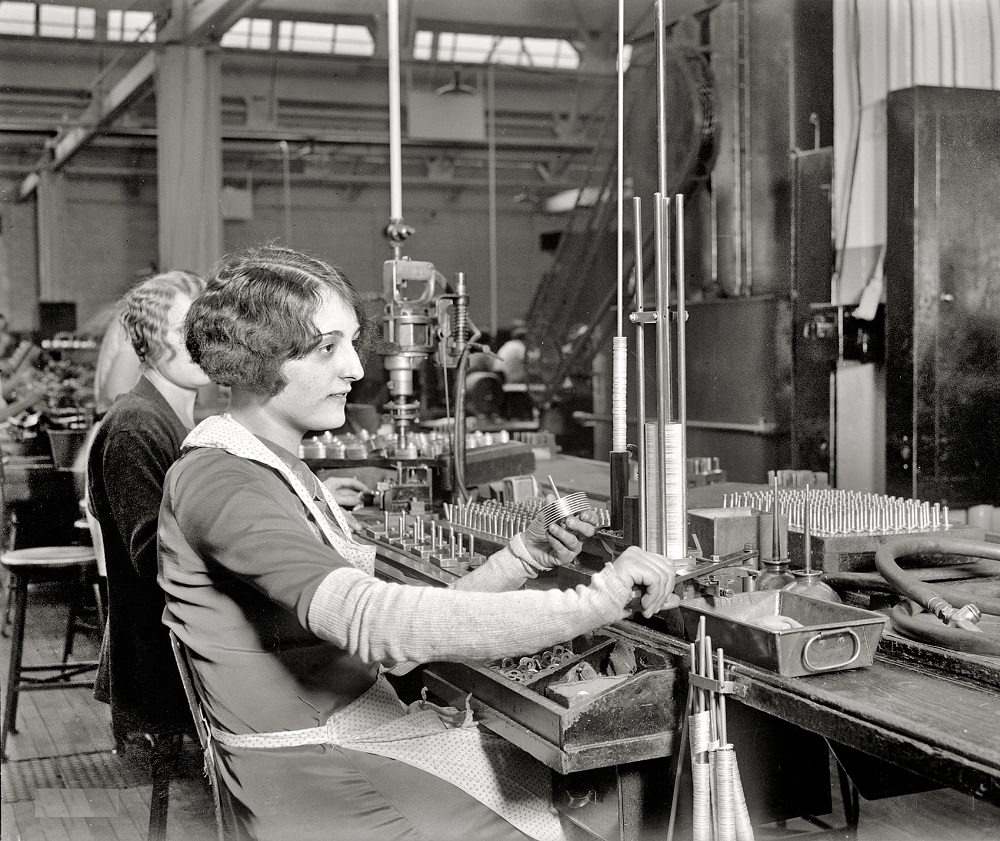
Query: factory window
276 20 374 56
107 9 155 43
38 4 94 39
332 23 373 56
413 30 579 70
220 17 272 50
0 1 36 36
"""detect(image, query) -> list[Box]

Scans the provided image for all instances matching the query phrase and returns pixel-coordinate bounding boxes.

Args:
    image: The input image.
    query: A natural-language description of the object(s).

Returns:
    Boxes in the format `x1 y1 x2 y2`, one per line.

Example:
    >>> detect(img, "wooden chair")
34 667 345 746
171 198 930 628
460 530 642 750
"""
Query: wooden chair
169 628 226 841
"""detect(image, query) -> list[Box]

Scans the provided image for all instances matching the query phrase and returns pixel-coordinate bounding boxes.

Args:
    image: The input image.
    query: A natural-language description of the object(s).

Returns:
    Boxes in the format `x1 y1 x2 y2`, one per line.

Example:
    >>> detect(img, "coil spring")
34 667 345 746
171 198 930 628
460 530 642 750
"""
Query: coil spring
453 295 469 347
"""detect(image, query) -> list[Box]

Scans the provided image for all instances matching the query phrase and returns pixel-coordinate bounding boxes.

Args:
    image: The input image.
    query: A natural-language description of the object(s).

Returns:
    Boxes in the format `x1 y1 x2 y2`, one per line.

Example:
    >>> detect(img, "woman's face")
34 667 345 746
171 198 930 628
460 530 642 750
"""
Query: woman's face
270 289 365 434
151 293 211 390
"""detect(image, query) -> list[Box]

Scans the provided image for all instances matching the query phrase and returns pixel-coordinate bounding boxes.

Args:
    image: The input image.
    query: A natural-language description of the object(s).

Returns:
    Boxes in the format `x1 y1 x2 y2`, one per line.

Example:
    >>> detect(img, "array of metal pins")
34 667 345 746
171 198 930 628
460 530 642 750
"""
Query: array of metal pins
721 488 952 537
373 513 484 568
442 499 612 542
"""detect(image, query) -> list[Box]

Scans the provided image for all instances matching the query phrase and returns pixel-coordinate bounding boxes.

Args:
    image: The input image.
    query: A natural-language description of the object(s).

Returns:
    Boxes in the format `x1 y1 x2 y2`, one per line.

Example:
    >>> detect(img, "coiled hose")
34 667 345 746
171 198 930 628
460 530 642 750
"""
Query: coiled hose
873 536 1000 657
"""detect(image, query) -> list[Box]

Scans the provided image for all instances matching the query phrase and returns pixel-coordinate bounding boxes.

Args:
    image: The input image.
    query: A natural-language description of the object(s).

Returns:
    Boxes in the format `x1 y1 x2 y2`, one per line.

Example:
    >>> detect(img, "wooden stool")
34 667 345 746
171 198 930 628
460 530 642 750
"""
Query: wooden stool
1 545 99 761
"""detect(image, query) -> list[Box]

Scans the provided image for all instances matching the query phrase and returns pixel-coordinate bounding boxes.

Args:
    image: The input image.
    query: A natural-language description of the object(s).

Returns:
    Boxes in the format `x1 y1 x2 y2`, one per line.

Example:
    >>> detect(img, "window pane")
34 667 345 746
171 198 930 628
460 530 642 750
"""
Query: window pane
76 6 95 39
222 17 272 49
220 17 250 48
247 18 271 50
0 1 36 36
490 36 524 66
277 20 293 51
413 30 579 70
413 30 433 60
333 23 372 57
289 20 334 53
449 33 494 64
107 9 155 42
39 4 76 38
523 37 579 69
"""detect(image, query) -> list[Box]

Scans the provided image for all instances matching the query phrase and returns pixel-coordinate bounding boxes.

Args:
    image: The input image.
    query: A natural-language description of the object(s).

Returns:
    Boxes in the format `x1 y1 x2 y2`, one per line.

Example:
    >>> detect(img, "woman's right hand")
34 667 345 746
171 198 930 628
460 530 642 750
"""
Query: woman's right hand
611 547 678 618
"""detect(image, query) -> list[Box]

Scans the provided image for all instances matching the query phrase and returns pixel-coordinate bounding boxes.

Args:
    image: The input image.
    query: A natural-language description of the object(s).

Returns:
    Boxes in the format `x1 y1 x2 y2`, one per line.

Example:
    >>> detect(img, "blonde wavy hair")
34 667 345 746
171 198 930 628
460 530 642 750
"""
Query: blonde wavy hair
119 270 205 365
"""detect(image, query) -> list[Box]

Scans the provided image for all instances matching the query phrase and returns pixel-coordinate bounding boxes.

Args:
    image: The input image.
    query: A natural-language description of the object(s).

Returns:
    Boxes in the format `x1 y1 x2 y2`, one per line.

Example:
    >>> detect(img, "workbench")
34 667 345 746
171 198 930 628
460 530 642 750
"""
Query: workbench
529 455 1000 804
364 453 1000 835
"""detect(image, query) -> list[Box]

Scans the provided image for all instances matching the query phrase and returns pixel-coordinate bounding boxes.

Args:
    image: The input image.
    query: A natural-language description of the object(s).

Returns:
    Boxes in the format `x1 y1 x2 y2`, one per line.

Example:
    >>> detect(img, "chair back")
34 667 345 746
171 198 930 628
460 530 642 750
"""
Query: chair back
168 629 226 841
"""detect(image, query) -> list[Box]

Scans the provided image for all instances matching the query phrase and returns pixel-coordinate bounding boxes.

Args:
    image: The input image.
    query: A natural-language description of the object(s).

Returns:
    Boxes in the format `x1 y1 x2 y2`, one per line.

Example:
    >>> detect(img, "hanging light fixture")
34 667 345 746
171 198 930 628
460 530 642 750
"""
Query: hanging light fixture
435 67 476 96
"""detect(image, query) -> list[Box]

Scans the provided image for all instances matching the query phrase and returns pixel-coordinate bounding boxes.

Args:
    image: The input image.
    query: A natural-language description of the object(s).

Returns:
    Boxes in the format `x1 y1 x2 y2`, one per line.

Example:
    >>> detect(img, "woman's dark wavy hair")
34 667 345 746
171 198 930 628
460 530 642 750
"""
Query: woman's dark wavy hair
185 244 376 396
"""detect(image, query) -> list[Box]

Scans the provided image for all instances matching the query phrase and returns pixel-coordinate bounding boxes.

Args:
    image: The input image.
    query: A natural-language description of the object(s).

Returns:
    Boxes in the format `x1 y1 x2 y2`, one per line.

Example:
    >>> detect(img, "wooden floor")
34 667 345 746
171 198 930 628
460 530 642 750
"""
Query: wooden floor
1 578 217 841
1 576 998 841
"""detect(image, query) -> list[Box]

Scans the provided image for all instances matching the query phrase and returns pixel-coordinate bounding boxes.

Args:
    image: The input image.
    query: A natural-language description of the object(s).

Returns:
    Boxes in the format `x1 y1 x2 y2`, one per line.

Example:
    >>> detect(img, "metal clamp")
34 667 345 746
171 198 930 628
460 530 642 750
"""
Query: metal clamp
687 672 746 699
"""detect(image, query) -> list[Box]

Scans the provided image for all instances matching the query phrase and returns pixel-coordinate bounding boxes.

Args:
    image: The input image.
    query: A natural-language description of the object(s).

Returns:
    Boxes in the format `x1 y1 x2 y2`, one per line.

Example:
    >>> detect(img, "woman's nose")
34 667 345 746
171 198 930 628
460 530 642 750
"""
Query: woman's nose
341 344 365 381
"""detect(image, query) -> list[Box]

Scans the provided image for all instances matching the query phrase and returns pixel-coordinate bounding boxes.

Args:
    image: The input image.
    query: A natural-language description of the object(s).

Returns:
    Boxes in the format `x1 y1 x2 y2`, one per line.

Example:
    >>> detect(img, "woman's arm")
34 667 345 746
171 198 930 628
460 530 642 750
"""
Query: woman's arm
308 562 632 666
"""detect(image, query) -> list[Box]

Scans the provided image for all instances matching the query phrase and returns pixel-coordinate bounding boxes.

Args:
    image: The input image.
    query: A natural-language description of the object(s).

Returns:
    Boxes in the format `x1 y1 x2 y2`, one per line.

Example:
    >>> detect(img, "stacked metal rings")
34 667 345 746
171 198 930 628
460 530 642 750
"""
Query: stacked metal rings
525 492 592 539
494 644 574 683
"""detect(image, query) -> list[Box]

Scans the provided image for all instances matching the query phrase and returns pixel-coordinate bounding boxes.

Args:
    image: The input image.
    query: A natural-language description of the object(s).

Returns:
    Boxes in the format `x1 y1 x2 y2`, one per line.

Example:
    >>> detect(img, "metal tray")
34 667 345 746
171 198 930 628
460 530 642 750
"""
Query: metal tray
423 630 685 773
679 591 888 677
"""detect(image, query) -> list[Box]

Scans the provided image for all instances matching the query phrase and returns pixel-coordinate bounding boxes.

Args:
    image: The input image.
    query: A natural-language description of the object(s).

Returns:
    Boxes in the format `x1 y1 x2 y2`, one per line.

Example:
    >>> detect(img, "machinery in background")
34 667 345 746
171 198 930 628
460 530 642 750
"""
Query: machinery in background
301 0 533 512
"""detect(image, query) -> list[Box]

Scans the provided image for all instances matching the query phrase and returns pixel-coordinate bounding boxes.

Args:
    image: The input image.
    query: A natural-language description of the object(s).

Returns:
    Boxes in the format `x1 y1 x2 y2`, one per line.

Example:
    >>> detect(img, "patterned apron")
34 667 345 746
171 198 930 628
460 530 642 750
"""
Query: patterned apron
182 414 566 841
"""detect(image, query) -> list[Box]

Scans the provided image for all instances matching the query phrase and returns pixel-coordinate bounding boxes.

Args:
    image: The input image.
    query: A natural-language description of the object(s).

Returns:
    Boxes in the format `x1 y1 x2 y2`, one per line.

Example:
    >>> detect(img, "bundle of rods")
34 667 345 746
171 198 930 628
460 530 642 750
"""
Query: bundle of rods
669 617 754 841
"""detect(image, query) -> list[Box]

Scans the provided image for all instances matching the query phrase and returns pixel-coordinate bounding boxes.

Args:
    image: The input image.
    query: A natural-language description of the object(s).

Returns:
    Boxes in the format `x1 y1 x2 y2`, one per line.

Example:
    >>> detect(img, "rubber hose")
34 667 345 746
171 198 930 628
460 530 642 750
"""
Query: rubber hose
874 536 1000 655
826 567 1000 615
889 601 1000 658
873 536 1000 617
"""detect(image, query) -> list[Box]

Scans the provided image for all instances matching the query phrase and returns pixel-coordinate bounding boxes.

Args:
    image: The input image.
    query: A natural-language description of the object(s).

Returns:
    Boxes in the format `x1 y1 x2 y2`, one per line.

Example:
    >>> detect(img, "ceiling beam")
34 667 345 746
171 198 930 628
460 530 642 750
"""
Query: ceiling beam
19 0 262 199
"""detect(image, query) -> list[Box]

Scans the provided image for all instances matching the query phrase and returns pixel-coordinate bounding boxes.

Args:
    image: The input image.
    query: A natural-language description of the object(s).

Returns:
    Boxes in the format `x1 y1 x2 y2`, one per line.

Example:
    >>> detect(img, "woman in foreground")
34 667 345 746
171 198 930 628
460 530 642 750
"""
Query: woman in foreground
158 244 676 841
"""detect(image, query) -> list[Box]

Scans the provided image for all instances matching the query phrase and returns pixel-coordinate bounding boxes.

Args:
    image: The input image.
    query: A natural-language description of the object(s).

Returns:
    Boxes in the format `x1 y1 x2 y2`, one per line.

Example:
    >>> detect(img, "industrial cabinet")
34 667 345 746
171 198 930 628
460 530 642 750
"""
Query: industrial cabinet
884 86 1000 507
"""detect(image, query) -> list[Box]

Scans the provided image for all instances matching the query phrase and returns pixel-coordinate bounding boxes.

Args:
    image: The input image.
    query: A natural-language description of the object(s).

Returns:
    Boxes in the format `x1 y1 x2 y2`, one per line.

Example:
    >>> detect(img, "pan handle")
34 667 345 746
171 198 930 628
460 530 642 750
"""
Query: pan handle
802 628 862 672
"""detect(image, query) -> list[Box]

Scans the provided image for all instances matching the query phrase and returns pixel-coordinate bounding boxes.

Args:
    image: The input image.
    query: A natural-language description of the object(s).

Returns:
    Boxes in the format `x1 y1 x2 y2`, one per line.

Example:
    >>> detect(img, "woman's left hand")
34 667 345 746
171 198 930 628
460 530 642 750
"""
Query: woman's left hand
521 507 599 569
322 476 372 511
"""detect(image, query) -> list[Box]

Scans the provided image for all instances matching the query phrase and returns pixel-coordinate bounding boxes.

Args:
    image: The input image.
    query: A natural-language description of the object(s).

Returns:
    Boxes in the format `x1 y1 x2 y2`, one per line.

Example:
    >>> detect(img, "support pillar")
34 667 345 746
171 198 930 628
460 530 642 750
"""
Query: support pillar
36 170 68 306
155 45 223 275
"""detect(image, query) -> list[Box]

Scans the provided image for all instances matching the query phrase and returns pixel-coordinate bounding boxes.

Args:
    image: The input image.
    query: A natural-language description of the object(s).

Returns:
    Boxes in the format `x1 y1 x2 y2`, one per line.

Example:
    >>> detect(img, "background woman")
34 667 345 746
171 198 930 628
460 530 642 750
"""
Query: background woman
158 244 677 841
88 270 208 745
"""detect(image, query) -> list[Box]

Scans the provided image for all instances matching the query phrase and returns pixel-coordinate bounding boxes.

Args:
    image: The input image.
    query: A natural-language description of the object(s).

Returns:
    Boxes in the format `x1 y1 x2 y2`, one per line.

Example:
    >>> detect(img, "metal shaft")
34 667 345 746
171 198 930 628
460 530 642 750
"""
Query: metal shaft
634 196 647 550
676 194 688 556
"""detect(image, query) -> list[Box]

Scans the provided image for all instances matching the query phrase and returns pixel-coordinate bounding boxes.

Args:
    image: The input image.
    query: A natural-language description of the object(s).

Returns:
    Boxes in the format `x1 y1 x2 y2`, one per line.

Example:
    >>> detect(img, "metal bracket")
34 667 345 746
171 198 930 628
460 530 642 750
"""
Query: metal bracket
688 672 746 699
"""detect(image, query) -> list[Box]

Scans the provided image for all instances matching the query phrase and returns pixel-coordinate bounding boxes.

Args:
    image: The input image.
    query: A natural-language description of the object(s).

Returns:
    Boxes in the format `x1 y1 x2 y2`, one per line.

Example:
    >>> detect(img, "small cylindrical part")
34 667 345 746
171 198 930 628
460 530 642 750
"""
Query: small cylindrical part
453 272 470 350
609 451 629 531
611 335 628 453
644 421 685 560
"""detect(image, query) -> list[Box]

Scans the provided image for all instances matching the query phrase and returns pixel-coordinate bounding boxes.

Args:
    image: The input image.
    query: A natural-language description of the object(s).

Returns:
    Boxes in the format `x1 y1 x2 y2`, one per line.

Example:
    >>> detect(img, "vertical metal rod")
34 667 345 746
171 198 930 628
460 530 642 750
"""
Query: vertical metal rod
487 65 498 338
772 475 781 561
655 0 668 196
676 194 688 555
804 483 812 574
387 0 403 237
653 194 668 553
616 0 625 339
633 196 647 550
610 0 628 460
717 648 727 745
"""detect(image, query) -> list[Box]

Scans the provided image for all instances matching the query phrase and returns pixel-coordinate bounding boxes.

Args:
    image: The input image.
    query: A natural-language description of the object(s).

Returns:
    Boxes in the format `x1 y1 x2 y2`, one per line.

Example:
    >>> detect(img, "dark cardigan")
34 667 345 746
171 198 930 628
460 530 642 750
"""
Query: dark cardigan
88 376 193 741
